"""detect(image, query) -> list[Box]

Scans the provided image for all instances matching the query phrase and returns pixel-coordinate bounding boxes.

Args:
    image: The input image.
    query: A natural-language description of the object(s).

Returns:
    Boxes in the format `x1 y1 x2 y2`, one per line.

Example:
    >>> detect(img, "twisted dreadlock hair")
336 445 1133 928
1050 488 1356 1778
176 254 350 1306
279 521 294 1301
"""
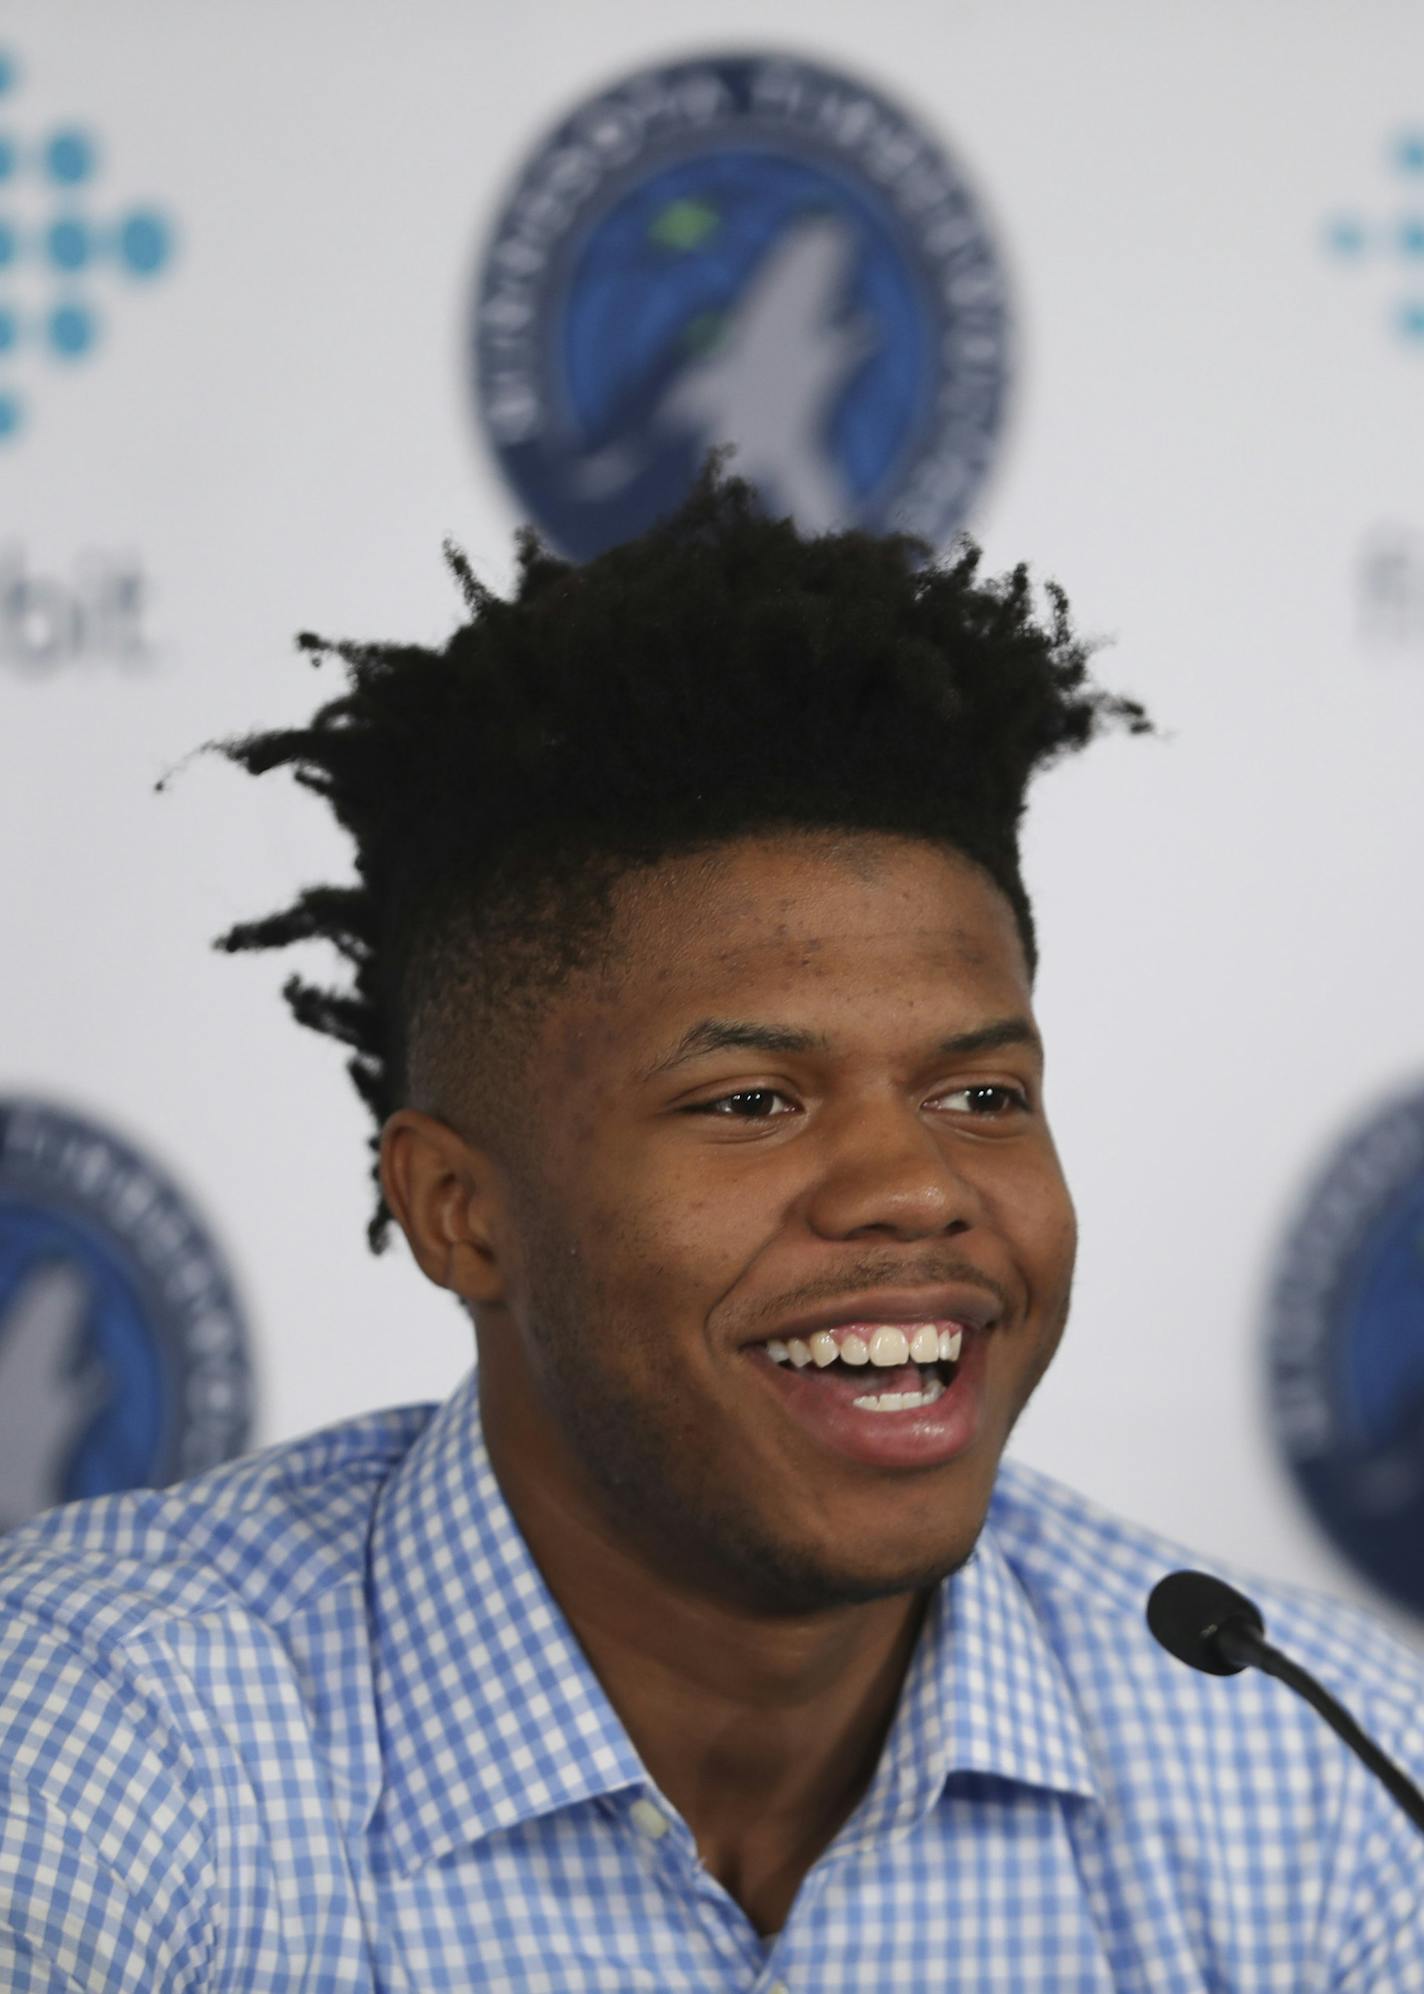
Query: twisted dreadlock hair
214 459 1151 1250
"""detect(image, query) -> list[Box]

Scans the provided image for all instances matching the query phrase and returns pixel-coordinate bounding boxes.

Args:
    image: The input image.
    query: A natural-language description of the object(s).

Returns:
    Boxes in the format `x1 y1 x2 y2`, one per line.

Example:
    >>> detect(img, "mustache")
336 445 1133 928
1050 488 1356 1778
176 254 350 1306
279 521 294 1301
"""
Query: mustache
738 1256 1012 1336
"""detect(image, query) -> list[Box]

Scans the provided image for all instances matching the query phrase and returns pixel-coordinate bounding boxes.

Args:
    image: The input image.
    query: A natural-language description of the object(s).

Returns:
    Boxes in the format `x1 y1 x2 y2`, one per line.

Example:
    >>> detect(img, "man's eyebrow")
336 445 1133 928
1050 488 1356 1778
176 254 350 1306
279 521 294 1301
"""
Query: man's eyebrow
639 1020 830 1080
935 1017 1043 1062
639 1014 1042 1081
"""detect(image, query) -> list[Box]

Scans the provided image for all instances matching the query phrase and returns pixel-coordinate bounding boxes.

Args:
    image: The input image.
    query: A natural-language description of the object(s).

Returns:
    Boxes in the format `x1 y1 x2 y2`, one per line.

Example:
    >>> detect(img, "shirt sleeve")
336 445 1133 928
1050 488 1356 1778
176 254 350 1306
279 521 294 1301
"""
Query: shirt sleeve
0 1610 217 1994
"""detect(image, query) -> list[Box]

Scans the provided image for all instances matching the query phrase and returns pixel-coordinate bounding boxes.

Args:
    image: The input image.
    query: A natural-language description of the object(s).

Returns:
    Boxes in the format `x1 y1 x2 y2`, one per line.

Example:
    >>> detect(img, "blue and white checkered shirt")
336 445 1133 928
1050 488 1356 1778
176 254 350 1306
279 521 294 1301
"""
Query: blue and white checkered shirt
2 1366 1422 1991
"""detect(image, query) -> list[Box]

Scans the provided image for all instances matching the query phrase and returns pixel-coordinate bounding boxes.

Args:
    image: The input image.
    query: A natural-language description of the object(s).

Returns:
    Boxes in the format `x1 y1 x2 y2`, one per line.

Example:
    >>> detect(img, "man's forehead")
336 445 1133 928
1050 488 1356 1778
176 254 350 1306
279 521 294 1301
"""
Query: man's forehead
612 834 1016 958
526 833 1030 1069
521 858 1035 1141
666 921 998 976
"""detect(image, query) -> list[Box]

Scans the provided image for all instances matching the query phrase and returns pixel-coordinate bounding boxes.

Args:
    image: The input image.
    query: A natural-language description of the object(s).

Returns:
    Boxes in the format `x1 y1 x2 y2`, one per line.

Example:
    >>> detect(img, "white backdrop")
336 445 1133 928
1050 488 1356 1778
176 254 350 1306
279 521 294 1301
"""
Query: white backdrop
3 1 1422 1647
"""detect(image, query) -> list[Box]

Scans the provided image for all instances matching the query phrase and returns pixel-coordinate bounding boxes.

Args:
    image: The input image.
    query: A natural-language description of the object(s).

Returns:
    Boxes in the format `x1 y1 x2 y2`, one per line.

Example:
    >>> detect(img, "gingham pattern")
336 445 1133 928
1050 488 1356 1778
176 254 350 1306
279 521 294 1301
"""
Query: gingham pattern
3 1369 1422 1991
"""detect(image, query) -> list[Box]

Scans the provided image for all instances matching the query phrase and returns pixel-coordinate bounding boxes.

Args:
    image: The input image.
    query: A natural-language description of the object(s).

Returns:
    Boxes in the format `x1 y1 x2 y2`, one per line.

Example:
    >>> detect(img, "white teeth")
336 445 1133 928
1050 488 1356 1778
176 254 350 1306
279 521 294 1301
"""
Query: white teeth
852 1375 947 1413
770 1324 964 1372
868 1326 911 1367
909 1323 940 1364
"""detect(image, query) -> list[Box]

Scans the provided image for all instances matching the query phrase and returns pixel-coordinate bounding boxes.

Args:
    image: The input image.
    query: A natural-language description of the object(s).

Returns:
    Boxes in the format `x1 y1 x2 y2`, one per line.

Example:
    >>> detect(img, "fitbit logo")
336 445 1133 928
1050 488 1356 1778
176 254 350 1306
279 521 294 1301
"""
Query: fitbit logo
0 545 153 673
1323 128 1424 345
0 46 178 443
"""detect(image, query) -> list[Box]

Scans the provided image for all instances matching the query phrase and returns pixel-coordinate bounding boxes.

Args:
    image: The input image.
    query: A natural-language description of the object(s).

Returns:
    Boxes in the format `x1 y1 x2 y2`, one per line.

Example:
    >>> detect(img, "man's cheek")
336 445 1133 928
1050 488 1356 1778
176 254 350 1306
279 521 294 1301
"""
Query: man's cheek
596 1175 729 1273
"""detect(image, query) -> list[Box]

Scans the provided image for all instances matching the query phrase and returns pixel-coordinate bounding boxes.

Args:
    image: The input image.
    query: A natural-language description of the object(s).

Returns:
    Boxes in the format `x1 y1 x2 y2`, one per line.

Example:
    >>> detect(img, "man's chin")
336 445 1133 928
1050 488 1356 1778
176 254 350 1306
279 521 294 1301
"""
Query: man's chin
720 1522 986 1618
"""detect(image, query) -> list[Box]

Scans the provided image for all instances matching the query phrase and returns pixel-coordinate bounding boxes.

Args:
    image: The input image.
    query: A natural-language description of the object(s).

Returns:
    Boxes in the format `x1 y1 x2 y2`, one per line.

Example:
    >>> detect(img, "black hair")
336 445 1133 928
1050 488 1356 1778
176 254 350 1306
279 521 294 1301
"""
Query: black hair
212 459 1151 1249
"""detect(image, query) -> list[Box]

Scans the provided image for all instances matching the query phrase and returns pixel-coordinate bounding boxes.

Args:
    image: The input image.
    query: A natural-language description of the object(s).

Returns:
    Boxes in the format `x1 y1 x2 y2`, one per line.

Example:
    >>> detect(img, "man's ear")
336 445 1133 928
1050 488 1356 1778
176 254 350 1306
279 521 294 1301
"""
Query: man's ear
379 1109 509 1304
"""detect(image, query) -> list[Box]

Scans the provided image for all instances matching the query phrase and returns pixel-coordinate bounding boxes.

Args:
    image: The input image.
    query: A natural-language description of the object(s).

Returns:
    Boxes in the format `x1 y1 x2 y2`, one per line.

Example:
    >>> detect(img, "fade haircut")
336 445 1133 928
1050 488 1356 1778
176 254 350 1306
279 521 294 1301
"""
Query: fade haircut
212 459 1151 1249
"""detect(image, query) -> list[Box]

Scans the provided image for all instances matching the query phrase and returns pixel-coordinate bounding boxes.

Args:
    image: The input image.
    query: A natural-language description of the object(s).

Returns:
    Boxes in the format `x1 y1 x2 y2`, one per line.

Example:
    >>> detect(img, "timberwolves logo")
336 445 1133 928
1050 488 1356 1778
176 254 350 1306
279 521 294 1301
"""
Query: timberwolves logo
1266 1086 1424 1617
474 52 1010 558
0 1099 251 1530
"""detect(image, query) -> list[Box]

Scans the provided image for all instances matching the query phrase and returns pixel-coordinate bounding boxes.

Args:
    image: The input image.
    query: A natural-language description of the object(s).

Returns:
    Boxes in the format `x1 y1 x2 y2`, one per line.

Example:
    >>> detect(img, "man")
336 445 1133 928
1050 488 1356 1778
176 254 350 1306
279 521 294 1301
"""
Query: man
2 466 1422 1989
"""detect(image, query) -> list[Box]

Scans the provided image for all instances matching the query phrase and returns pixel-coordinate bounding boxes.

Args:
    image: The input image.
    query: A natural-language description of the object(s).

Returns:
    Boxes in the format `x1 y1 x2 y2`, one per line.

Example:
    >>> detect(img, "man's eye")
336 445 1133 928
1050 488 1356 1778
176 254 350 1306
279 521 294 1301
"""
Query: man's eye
690 1089 794 1119
937 1084 1031 1116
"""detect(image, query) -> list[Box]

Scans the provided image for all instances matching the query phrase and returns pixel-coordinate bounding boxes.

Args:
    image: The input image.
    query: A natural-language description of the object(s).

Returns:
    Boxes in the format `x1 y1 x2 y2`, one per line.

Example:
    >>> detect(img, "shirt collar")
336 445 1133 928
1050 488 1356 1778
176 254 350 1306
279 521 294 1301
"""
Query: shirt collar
842 1507 1101 1847
368 1375 1099 1873
368 1369 646 1874
933 1509 1101 1801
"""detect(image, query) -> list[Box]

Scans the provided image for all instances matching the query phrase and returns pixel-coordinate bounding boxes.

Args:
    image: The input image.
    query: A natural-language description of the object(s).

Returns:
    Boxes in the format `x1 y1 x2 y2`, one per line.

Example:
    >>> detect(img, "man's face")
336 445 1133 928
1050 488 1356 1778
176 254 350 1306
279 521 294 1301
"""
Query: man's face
473 833 1076 1614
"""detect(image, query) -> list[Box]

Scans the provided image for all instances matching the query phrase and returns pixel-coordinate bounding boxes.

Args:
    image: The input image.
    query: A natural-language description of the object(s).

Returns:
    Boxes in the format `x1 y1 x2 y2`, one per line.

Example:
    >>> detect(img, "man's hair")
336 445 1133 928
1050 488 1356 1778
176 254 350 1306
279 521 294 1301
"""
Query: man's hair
212 459 1151 1249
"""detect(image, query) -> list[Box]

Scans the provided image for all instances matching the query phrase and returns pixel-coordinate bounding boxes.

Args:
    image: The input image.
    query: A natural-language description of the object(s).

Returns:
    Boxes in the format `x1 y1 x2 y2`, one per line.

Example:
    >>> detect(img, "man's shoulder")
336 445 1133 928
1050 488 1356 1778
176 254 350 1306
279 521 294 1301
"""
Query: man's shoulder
0 1402 442 1991
0 1397 438 1653
989 1454 1424 1724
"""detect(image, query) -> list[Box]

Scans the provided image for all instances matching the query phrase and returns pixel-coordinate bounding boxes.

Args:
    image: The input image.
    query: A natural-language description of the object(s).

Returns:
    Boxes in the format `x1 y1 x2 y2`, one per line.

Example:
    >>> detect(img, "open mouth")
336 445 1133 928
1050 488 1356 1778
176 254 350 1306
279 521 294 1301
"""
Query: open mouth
744 1320 986 1468
760 1322 963 1411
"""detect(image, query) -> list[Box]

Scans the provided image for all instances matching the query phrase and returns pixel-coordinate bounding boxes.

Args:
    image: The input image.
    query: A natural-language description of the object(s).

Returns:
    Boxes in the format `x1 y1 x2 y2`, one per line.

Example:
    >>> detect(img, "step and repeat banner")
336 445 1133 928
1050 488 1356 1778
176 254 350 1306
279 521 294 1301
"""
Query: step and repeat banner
2 3 1422 1647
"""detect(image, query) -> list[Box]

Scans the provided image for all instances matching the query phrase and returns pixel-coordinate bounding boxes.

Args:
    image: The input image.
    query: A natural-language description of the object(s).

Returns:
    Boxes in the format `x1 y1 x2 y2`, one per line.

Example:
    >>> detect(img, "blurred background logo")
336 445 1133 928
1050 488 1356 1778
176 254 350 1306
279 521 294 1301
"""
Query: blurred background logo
0 542 151 673
0 1101 252 1530
1266 1086 1424 1616
474 51 1010 559
0 45 177 446
1356 522 1424 659
1323 128 1424 345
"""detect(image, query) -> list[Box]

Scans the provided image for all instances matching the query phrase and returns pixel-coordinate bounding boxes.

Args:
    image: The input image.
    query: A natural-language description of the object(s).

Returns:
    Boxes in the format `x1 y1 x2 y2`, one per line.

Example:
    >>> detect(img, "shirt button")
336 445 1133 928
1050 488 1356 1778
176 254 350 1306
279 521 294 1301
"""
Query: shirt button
768 1982 791 1994
629 1797 671 1840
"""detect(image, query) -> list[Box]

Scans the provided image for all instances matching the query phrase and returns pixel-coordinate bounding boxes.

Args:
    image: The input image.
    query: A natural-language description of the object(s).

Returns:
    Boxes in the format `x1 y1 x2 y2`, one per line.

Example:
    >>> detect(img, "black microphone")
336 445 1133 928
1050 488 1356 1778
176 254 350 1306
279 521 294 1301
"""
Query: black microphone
1147 1569 1424 1839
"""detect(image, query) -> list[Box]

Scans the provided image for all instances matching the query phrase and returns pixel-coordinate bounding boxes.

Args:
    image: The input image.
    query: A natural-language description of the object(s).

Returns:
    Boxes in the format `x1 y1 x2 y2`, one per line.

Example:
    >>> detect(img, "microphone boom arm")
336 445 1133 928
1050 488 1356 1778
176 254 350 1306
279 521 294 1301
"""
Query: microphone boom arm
1216 1615 1424 1837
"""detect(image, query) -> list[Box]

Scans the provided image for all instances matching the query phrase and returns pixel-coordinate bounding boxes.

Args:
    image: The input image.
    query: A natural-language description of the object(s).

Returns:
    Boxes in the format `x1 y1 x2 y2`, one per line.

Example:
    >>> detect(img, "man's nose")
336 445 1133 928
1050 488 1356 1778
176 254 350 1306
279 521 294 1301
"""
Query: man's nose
802 1099 986 1242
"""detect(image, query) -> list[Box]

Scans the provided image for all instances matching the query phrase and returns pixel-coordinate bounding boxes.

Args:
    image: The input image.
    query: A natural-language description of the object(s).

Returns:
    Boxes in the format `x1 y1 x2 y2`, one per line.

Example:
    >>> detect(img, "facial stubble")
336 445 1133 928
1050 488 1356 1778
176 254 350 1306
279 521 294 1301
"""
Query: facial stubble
507 1201 1014 1619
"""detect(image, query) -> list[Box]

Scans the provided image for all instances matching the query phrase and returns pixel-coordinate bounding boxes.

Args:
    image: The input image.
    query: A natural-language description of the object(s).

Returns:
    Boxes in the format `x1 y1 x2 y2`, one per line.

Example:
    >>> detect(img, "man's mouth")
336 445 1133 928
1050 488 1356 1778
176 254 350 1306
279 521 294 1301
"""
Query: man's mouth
760 1320 963 1413
743 1318 989 1469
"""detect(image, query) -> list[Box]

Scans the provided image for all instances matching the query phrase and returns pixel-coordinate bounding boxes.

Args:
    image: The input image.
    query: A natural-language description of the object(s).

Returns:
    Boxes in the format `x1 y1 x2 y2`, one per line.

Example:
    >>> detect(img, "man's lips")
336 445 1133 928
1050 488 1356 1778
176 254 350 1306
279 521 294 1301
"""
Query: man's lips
745 1311 994 1469
744 1285 1004 1349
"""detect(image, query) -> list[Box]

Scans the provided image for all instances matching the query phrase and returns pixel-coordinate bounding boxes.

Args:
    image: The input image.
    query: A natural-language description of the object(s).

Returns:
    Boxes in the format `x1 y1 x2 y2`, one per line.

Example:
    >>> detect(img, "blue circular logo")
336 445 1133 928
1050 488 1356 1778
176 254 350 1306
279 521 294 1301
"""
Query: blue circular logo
0 1100 253 1530
1265 1085 1424 1617
473 52 1011 559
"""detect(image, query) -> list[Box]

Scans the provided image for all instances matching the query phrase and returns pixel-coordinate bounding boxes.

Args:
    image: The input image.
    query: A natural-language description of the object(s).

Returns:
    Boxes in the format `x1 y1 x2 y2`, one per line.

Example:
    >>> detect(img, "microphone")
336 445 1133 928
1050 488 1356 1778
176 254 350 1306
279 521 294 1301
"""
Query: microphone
1146 1570 1424 1839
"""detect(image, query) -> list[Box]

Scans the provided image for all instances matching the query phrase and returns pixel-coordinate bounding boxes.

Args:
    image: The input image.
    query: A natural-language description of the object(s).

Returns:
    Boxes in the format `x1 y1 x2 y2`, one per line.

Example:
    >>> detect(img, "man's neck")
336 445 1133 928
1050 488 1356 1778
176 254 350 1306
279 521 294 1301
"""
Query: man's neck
493 1437 928 1935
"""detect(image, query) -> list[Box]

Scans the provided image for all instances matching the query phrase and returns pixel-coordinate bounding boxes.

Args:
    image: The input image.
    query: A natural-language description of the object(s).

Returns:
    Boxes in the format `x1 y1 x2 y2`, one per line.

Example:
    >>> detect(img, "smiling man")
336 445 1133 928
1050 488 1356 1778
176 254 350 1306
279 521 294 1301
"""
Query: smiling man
393 832 1074 1941
3 467 1423 1991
